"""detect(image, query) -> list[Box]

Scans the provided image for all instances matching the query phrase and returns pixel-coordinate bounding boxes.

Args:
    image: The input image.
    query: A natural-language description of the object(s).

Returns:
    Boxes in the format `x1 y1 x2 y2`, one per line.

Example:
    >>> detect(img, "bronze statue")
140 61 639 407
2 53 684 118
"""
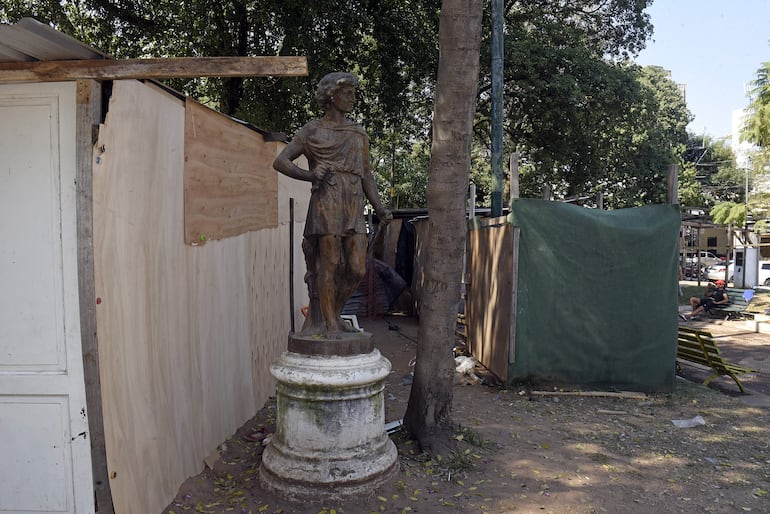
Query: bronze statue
274 72 392 338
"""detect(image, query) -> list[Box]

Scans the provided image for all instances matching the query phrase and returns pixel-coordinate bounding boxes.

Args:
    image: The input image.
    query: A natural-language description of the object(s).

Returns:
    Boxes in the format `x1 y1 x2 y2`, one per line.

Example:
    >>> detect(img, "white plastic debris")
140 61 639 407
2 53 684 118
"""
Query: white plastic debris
384 419 403 434
454 355 478 374
671 415 706 428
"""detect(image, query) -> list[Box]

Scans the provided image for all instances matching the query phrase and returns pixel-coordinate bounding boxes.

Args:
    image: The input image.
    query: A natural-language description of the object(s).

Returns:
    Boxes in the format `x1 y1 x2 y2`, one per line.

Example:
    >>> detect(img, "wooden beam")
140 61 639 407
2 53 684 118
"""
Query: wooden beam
75 79 115 513
530 390 648 400
0 56 307 83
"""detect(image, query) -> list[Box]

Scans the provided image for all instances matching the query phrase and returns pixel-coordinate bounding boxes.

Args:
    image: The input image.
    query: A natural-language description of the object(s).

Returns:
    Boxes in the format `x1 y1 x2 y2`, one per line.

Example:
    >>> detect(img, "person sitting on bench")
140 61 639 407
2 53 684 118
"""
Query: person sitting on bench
688 279 728 319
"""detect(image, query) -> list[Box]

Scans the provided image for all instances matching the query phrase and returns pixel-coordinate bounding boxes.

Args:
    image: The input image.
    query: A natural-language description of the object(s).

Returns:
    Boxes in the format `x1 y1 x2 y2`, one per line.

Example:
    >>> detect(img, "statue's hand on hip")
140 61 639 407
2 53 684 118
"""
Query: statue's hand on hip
377 208 393 224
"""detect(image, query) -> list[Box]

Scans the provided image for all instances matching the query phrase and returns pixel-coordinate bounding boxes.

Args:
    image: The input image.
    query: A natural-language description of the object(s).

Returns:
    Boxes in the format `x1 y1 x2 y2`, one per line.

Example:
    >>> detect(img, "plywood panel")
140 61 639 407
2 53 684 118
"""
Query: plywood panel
184 98 278 244
466 222 512 382
93 80 309 514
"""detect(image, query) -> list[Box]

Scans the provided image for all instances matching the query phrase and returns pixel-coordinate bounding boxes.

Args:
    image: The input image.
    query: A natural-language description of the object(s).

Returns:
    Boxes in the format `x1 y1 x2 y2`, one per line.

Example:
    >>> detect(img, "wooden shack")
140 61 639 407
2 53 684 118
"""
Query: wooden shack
0 18 309 514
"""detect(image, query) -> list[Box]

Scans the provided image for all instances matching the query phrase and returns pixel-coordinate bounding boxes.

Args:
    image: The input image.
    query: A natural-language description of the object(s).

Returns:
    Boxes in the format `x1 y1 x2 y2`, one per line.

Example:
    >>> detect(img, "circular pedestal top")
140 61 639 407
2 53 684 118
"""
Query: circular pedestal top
288 331 374 356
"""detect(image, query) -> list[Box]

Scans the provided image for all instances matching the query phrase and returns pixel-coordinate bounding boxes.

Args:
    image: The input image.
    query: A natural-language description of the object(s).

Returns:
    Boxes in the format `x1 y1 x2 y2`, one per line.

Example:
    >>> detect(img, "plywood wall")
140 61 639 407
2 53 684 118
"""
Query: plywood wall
92 80 309 514
184 99 279 244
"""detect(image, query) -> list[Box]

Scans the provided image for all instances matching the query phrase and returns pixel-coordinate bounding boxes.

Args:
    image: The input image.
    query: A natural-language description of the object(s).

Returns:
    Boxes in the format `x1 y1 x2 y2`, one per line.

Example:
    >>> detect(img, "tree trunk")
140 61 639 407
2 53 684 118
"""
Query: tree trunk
403 0 483 455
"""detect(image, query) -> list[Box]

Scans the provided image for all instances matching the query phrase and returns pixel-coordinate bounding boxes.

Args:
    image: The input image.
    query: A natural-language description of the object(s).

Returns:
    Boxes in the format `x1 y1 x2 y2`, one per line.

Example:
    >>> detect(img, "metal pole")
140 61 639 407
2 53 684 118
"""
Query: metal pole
289 198 295 333
745 165 750 246
389 138 397 208
727 223 733 285
490 0 504 217
469 182 477 219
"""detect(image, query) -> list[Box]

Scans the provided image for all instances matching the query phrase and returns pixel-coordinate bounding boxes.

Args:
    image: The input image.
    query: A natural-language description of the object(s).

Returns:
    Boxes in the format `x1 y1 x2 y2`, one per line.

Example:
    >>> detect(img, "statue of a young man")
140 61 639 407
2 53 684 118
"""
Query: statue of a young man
274 72 392 338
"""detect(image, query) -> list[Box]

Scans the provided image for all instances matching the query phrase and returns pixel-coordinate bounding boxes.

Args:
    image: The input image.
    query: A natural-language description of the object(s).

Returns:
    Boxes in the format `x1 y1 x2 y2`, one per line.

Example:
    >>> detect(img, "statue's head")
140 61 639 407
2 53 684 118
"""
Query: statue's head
315 72 359 111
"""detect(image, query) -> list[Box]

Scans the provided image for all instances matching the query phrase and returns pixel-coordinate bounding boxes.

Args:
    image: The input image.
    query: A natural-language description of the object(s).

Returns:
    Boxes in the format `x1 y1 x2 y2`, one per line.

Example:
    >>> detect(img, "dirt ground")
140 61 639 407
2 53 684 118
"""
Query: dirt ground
163 315 770 514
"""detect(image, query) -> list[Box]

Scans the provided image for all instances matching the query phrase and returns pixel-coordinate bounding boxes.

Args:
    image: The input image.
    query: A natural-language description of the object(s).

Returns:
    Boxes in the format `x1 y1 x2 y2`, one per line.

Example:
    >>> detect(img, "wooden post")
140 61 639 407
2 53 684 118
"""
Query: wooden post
508 151 520 367
509 226 520 365
76 79 114 513
667 164 679 204
509 152 519 201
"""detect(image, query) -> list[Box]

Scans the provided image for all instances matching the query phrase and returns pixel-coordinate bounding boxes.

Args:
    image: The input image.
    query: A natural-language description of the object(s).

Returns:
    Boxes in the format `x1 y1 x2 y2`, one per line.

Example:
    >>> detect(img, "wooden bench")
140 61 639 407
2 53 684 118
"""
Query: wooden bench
677 326 758 393
711 287 753 320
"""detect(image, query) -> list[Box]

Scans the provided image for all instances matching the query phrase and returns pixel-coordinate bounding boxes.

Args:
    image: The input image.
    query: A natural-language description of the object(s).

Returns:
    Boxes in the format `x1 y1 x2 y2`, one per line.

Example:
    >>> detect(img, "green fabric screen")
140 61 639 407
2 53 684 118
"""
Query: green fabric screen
508 199 681 392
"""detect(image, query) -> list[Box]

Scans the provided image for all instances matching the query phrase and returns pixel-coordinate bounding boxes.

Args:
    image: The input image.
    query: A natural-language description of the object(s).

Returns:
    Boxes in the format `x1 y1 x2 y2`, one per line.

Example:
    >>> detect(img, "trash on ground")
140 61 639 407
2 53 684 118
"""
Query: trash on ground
672 415 706 428
454 355 483 385
385 419 403 434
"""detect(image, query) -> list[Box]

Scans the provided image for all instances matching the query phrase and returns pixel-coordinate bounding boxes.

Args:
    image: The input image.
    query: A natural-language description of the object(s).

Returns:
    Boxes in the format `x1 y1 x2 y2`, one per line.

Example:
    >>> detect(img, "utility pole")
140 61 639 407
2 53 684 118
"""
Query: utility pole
490 0 504 217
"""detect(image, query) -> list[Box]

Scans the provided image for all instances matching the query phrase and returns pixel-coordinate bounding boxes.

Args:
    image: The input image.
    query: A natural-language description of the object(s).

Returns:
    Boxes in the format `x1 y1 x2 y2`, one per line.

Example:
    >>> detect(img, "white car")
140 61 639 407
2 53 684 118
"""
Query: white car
686 251 722 267
708 260 770 286
706 262 734 282
759 261 770 286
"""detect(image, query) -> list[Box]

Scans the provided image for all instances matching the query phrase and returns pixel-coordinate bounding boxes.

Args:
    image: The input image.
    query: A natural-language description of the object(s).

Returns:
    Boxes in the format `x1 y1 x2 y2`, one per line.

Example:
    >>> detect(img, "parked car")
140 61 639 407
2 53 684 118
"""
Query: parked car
708 260 770 286
685 251 722 267
759 261 770 286
706 261 734 282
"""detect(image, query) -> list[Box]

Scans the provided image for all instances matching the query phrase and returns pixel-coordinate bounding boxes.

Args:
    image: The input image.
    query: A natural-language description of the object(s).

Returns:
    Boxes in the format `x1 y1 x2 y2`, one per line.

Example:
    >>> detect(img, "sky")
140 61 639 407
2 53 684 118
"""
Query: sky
634 0 770 140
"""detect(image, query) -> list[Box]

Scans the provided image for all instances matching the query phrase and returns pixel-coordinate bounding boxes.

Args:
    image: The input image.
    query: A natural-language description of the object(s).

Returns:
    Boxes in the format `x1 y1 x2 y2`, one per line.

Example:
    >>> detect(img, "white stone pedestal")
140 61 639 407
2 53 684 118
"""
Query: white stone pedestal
258 332 398 501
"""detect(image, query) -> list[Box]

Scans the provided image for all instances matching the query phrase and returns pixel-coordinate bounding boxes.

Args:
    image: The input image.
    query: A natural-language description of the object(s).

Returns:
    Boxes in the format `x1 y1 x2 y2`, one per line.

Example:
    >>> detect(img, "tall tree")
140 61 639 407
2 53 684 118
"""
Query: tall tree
476 2 652 186
597 64 691 208
403 0 482 453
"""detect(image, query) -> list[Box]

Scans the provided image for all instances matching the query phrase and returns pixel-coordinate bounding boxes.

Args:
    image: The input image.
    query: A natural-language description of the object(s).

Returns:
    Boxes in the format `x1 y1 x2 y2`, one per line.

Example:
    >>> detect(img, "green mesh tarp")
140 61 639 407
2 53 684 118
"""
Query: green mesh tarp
508 199 681 392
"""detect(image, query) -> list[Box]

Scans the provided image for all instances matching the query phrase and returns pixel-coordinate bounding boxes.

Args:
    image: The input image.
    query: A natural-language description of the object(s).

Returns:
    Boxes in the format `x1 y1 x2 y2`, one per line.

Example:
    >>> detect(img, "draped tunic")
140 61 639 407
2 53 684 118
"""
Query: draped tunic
294 118 369 236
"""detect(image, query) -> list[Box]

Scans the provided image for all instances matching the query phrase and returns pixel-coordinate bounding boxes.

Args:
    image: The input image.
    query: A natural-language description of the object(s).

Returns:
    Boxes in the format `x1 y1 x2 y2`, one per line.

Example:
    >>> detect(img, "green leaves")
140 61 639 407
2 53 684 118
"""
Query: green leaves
742 60 770 147
471 1 689 208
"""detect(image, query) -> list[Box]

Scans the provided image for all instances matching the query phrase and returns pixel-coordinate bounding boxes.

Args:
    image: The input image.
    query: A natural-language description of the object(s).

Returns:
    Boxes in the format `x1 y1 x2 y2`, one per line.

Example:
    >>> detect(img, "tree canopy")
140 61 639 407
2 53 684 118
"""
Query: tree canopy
471 1 691 208
2 0 693 210
680 134 743 208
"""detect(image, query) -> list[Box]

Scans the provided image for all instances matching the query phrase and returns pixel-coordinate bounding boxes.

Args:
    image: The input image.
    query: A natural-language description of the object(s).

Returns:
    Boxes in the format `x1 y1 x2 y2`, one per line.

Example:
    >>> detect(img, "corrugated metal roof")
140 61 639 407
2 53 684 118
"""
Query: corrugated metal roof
0 17 107 63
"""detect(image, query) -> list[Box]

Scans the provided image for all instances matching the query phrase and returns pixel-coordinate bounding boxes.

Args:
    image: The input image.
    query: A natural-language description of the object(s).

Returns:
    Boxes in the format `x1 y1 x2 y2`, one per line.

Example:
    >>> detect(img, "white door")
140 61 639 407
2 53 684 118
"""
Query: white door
0 82 94 513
